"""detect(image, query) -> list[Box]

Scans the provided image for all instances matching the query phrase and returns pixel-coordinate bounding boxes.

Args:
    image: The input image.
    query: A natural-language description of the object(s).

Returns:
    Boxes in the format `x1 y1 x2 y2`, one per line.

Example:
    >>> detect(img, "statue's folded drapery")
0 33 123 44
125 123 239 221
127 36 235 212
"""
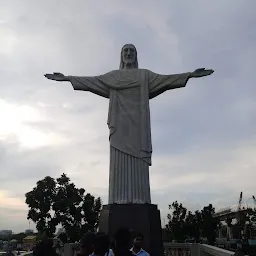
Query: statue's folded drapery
69 69 190 204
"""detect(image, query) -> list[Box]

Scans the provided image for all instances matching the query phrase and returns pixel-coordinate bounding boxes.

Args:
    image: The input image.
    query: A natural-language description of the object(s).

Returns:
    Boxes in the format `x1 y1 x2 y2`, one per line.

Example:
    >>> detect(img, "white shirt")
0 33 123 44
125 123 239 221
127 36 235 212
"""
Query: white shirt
130 247 150 256
107 249 114 256
90 249 114 256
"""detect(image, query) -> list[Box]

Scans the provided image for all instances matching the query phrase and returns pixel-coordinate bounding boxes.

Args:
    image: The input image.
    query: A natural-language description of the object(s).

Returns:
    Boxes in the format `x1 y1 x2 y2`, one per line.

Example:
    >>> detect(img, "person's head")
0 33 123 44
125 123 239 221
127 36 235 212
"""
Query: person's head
133 233 144 249
114 228 131 251
119 44 138 69
79 232 96 256
94 232 109 256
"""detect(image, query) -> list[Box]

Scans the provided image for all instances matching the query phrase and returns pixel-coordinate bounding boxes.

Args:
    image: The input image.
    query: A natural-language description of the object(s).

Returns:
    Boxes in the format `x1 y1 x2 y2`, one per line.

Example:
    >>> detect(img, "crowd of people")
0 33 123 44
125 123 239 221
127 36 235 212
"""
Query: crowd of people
32 228 149 256
78 228 149 256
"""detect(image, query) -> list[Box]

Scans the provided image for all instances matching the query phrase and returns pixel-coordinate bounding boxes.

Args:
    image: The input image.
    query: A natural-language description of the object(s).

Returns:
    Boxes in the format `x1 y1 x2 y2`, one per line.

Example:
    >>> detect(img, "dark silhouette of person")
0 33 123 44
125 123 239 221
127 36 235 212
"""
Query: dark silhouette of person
33 238 58 256
113 228 133 256
92 233 110 256
78 232 97 256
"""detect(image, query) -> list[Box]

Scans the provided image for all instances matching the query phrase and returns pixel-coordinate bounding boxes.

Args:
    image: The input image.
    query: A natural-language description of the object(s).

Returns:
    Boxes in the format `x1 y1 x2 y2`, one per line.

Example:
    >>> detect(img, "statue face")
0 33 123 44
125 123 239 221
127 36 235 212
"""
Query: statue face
122 44 136 65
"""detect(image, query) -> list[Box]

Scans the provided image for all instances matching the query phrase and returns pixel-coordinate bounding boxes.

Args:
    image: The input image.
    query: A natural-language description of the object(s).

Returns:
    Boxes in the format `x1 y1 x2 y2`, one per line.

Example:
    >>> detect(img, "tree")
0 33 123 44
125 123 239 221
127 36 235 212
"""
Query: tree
185 210 202 242
25 176 57 236
25 173 102 241
243 207 256 239
166 201 188 242
166 201 220 243
57 233 68 244
200 204 219 245
184 211 195 238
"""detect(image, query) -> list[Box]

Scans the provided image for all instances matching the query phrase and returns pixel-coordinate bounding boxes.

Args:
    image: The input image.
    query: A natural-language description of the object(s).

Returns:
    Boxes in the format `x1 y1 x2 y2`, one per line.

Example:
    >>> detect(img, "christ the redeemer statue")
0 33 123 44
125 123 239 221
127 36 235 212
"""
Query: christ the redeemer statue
45 44 213 205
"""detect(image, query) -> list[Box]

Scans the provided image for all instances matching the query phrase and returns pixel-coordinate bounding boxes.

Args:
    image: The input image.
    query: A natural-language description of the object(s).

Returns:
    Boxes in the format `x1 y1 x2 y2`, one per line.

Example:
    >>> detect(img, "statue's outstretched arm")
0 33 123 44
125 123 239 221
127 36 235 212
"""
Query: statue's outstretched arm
44 72 109 98
148 68 214 99
189 68 214 78
45 72 68 81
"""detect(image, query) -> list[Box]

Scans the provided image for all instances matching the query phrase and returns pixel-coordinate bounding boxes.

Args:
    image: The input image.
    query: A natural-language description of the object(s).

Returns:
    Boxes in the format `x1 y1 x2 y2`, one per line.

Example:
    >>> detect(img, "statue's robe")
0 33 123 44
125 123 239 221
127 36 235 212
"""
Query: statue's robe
69 69 190 204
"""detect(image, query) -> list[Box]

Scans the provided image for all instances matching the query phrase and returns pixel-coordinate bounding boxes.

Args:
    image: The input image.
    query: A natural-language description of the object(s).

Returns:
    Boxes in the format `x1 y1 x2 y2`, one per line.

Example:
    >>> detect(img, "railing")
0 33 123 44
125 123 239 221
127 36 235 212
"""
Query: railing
163 243 244 256
164 243 192 256
64 242 245 256
199 244 238 256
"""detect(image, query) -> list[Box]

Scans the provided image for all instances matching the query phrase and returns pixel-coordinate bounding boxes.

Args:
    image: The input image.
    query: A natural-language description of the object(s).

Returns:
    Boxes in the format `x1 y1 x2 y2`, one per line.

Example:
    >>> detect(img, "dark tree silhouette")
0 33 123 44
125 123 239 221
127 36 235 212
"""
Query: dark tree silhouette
200 204 219 245
25 173 102 241
166 201 188 242
166 201 220 244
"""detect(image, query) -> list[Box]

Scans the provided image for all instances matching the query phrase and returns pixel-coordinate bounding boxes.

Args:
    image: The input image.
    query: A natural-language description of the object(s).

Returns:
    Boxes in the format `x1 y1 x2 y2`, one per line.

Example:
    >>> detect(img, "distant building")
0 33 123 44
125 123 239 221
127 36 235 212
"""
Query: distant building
23 235 36 251
25 229 34 234
0 230 12 237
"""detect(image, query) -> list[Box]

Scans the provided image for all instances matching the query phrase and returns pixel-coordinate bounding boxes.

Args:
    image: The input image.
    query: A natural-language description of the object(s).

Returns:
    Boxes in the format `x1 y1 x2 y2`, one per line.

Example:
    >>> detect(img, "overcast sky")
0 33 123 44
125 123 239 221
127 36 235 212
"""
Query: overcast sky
0 0 255 233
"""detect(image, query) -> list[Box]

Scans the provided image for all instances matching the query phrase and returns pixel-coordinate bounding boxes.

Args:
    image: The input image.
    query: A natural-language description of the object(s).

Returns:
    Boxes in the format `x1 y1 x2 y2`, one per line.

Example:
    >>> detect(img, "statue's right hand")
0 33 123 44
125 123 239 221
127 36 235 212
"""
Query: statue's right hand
44 72 67 81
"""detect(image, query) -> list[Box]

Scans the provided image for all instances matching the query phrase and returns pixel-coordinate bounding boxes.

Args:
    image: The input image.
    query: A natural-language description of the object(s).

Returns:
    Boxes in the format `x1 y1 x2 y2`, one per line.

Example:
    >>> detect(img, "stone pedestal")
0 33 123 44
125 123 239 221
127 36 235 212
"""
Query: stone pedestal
99 203 164 256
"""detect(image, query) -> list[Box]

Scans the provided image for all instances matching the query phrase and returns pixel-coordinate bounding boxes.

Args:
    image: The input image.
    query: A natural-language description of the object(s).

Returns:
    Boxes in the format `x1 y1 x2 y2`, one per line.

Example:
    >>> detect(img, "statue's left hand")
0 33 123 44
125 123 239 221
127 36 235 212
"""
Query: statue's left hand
190 68 214 78
44 72 68 81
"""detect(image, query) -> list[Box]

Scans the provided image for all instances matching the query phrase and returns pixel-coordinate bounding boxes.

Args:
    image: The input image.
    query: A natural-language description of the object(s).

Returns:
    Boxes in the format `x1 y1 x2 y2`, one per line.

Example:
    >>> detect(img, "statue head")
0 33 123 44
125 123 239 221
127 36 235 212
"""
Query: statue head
119 44 138 69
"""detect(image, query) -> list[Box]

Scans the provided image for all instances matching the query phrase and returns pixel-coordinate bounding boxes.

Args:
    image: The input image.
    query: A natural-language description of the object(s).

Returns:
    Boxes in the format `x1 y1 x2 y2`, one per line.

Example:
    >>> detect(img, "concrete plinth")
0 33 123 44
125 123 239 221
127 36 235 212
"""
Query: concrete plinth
99 203 164 256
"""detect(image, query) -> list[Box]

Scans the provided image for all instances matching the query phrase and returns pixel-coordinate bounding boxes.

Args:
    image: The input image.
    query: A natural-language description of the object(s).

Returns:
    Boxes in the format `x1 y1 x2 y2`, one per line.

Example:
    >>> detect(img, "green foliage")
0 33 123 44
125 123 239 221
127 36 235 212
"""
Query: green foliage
200 204 219 245
57 233 68 244
185 210 202 242
246 207 256 225
25 173 102 242
244 207 256 239
26 176 57 236
166 201 220 244
166 201 188 242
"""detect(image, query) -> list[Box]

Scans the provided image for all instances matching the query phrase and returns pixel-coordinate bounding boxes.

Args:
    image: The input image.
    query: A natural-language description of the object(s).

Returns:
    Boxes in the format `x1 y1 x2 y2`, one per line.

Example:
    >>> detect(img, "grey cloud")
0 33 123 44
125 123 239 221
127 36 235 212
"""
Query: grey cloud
153 186 239 222
0 135 109 189
0 140 61 185
0 207 30 232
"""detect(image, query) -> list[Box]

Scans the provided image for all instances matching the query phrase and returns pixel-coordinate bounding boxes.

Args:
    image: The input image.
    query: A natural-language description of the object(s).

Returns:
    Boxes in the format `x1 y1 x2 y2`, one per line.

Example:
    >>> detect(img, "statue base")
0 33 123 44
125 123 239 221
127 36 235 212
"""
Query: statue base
98 203 164 256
